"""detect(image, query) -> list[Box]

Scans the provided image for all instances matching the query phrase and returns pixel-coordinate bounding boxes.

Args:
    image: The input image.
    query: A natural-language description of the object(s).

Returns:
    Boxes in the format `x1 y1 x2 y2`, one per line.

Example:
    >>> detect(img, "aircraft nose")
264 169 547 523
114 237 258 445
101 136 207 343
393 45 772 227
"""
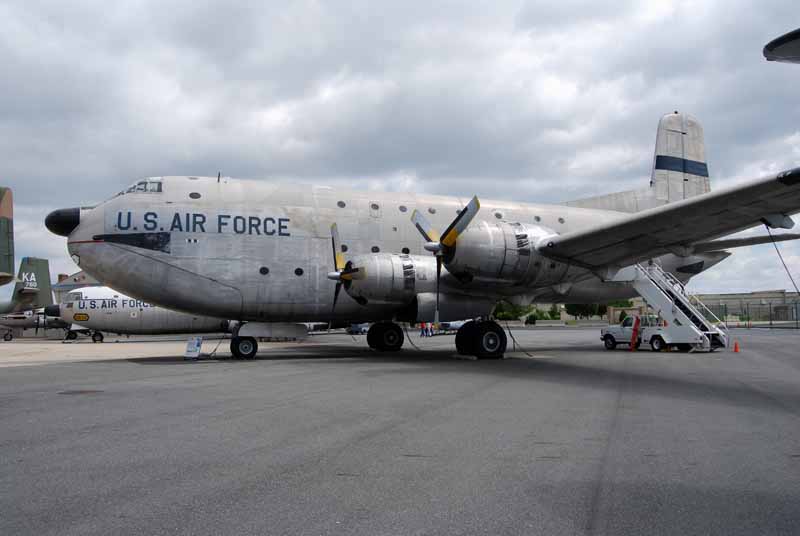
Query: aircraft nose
45 207 80 237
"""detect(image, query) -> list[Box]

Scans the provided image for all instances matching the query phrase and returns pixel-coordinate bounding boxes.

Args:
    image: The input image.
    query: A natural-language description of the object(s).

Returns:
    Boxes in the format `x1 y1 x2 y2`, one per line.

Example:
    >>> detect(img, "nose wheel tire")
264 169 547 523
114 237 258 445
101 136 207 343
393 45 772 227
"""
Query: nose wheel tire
65 331 77 341
367 322 404 351
231 336 258 359
92 332 104 343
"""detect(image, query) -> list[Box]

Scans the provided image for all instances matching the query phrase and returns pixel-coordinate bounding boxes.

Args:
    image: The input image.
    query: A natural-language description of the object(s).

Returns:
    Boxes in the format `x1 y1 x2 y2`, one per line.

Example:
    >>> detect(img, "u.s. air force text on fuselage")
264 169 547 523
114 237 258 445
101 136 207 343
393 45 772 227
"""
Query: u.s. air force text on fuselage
114 211 291 237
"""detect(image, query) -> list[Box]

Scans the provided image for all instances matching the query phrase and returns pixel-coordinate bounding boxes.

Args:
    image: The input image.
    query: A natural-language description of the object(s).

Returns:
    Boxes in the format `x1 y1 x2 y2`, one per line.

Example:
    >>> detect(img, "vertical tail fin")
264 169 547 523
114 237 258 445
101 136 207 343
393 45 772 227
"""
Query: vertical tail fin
0 187 13 286
650 111 711 202
11 258 53 309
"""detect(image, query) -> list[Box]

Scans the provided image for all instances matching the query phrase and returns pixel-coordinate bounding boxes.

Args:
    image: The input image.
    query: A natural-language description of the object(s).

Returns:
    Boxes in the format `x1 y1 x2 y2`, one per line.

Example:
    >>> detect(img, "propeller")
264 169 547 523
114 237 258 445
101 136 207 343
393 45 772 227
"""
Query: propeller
410 196 481 325
326 223 363 315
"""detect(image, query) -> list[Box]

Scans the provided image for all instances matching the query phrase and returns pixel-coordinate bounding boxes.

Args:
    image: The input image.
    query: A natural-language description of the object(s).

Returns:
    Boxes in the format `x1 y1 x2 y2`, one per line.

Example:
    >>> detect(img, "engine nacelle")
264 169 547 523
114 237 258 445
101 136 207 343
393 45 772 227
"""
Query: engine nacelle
445 221 569 286
344 253 437 305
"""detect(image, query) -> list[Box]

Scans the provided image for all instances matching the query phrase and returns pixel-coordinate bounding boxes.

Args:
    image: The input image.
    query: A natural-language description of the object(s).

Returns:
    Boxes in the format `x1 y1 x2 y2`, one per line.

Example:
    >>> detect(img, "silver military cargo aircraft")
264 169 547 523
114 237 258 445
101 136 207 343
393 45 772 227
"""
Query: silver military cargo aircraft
46 112 800 358
48 285 231 343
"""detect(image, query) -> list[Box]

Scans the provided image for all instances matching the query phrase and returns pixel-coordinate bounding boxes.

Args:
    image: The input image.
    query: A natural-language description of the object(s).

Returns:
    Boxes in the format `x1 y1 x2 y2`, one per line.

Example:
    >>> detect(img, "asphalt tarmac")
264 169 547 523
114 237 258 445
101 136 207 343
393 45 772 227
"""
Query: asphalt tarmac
1 328 800 535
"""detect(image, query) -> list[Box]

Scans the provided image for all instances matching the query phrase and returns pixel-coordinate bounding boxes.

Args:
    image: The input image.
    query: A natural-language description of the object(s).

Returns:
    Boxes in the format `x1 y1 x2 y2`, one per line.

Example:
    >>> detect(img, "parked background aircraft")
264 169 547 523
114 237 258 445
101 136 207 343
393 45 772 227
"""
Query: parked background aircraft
48 286 231 343
46 112 800 358
0 187 14 286
0 257 53 314
0 257 65 340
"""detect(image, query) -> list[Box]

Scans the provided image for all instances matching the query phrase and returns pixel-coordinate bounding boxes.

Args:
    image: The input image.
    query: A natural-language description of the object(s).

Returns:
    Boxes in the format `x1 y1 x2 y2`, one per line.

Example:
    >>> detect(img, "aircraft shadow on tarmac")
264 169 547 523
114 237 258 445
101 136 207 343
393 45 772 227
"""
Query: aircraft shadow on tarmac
110 344 800 418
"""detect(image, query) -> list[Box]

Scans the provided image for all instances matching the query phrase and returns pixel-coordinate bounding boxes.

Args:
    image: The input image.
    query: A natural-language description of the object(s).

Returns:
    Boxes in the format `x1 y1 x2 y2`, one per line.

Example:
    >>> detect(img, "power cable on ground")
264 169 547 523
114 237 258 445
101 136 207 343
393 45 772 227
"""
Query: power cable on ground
504 321 534 358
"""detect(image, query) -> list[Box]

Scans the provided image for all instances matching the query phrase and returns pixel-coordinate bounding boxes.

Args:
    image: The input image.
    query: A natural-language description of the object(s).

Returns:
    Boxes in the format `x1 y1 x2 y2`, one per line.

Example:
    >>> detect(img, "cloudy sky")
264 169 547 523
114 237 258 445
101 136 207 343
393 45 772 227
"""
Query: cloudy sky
2 0 800 300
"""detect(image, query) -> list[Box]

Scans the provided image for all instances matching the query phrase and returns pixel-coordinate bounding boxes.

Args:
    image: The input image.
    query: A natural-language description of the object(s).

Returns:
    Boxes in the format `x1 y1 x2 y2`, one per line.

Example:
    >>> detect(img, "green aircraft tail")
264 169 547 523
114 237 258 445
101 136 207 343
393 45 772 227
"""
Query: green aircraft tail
0 187 12 286
11 257 53 309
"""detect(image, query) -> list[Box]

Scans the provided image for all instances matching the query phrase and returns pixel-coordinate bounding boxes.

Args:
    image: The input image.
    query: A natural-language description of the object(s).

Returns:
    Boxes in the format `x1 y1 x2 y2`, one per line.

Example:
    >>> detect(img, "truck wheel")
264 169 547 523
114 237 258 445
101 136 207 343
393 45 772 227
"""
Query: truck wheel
603 335 616 350
92 332 104 343
650 336 665 352
230 336 258 359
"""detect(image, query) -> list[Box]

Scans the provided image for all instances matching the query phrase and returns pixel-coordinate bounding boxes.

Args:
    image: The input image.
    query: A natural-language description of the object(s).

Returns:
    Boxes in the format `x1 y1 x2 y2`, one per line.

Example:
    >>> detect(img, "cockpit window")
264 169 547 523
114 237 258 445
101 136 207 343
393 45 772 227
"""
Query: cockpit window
65 291 83 302
111 178 164 199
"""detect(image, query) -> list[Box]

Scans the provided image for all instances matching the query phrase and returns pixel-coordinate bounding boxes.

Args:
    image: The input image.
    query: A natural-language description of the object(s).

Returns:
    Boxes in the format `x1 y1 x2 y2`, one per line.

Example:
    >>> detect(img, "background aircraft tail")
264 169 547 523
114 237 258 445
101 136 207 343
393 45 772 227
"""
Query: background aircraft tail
0 187 13 286
650 111 710 202
10 258 53 309
565 111 710 212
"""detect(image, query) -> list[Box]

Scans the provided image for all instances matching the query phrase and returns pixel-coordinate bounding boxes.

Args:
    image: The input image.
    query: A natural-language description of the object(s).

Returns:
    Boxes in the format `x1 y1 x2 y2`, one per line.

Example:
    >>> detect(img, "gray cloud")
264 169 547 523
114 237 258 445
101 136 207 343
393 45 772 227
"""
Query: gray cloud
2 0 800 299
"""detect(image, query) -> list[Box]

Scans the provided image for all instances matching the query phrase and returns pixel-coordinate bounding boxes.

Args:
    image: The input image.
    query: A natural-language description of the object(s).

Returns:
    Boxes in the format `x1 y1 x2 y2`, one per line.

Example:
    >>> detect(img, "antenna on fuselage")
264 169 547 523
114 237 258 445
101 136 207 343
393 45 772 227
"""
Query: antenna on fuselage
217 172 221 183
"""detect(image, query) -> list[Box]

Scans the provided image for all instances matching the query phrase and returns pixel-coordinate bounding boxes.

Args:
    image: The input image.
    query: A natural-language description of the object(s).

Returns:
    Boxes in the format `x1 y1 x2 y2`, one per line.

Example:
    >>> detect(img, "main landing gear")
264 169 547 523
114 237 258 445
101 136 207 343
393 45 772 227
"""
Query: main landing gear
455 320 507 359
367 322 405 351
230 336 258 359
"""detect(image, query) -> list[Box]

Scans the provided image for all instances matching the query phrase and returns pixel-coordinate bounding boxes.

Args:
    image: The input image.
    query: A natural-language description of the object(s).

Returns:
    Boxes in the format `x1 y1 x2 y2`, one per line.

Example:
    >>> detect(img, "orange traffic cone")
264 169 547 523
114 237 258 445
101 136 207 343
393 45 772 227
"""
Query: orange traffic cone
733 340 740 353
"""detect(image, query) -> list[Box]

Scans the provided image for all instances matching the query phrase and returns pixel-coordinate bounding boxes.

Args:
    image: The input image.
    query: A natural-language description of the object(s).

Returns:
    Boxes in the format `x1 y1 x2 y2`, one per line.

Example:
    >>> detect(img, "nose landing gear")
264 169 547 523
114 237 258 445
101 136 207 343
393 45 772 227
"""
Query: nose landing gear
456 320 507 359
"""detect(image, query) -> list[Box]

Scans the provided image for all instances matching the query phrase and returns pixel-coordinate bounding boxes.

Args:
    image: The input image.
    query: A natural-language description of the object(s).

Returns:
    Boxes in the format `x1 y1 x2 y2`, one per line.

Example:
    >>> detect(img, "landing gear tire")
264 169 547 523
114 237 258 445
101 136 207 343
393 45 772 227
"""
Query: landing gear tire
473 321 507 359
92 332 104 343
650 336 665 352
3 332 12 342
230 336 258 359
367 322 404 351
455 321 478 355
65 331 77 341
603 335 617 350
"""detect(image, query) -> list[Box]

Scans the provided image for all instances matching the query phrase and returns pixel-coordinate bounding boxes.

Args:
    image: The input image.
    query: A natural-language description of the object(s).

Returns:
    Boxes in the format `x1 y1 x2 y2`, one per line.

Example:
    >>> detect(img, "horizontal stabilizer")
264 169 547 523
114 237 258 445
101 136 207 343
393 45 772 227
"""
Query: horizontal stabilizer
691 233 800 253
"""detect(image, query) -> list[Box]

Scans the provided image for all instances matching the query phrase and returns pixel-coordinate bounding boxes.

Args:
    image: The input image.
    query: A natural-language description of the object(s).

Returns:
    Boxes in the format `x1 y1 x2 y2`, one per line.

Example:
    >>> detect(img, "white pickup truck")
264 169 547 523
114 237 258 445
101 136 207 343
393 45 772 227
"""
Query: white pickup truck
601 315 682 352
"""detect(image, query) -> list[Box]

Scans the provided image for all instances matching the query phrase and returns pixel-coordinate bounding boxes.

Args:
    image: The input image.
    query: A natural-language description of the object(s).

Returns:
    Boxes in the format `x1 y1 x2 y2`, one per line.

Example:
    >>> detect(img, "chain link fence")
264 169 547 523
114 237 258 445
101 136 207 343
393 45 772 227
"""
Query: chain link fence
703 301 800 329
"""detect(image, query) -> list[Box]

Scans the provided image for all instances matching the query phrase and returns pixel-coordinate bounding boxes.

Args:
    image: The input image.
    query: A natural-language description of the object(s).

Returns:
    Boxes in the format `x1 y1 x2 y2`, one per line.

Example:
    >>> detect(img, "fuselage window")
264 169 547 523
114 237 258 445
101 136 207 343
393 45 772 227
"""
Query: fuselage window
495 212 503 219
337 201 346 208
341 244 348 252
401 247 410 254
189 192 201 199
558 217 565 224
259 267 269 275
294 268 304 276
428 207 436 214
371 203 380 211
399 205 407 213
534 216 541 222
371 246 380 253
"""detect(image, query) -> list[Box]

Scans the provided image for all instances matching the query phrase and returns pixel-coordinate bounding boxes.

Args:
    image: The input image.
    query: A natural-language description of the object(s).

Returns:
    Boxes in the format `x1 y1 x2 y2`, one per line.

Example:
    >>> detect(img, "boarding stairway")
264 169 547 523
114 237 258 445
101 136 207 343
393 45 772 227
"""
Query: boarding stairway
628 263 728 351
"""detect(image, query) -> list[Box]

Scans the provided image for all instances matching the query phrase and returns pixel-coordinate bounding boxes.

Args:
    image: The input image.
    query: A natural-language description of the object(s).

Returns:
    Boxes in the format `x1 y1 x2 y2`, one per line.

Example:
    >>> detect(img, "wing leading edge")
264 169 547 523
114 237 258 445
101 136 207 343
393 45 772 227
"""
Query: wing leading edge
539 167 800 270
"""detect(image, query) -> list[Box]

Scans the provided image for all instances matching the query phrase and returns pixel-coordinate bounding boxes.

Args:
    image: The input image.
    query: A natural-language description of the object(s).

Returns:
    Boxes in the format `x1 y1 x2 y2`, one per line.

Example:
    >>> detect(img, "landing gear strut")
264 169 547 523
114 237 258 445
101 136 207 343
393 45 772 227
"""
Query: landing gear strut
230 336 258 359
367 322 405 351
456 320 507 359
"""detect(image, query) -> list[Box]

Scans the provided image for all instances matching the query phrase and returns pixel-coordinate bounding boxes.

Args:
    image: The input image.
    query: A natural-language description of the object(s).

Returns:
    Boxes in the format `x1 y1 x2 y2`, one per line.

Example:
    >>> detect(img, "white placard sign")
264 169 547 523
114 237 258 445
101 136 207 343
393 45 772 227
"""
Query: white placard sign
184 336 203 359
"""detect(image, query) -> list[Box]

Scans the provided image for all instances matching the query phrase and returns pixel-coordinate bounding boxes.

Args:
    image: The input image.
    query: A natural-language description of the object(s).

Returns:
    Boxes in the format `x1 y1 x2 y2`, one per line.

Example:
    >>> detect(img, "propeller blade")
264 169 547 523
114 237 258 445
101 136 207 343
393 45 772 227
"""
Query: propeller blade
410 209 440 244
332 282 342 314
435 256 442 325
330 223 346 271
340 265 365 280
440 196 480 248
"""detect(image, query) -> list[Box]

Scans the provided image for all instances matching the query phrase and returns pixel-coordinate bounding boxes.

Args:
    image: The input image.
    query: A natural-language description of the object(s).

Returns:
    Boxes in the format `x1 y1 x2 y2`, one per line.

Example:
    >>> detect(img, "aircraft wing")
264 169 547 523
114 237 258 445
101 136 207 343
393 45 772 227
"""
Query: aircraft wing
539 168 800 270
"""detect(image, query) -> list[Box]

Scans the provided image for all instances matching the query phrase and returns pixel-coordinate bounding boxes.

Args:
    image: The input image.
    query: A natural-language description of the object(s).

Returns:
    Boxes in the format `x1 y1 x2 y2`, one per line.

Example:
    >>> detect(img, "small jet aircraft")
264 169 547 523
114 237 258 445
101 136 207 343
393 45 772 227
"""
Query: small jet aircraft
48 286 231 343
46 112 800 358
0 187 14 286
